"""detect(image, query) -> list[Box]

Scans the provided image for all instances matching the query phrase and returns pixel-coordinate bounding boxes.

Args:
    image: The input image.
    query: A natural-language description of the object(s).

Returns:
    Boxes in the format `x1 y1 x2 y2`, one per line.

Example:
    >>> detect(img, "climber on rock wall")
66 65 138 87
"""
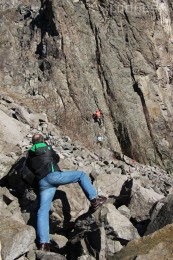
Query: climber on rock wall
93 109 103 128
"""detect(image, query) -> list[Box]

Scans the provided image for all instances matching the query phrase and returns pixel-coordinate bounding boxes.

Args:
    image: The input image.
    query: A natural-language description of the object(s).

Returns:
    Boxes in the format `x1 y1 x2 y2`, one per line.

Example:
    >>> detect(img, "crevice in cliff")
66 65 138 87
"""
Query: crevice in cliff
31 0 58 38
115 122 133 159
30 0 59 59
94 26 116 101
81 0 88 9
124 10 131 25
129 60 163 163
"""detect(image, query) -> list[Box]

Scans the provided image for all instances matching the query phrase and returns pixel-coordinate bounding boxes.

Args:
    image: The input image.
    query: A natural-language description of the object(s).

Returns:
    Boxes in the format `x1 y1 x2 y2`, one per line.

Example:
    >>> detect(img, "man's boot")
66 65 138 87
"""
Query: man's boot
90 196 107 211
38 243 50 252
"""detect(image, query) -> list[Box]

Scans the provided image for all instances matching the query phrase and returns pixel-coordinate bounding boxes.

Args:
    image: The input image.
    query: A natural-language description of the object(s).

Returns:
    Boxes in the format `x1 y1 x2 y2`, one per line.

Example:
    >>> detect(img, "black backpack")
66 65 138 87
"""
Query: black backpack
20 155 36 187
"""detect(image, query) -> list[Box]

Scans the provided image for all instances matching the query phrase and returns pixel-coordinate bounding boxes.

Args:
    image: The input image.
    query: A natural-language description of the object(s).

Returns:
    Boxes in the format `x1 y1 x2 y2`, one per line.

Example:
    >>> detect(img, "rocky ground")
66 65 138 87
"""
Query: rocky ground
0 0 173 171
1 96 173 260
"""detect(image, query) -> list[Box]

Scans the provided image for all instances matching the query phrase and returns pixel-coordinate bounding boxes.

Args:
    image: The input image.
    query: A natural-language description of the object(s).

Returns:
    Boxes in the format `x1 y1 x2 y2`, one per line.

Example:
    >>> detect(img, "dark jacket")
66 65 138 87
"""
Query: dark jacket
26 142 61 180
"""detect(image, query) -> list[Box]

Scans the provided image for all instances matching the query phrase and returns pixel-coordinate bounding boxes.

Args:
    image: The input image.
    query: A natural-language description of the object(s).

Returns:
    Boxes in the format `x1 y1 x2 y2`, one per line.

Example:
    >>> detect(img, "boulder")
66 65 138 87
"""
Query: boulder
93 172 128 197
0 109 30 155
128 182 164 221
104 204 139 242
0 187 24 223
111 224 173 260
0 216 36 260
50 183 89 230
0 154 15 180
145 194 173 235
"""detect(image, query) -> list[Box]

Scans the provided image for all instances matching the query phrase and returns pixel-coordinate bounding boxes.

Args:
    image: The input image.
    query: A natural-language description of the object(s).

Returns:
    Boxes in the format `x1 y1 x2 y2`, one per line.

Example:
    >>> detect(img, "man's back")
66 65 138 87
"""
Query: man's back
27 142 60 180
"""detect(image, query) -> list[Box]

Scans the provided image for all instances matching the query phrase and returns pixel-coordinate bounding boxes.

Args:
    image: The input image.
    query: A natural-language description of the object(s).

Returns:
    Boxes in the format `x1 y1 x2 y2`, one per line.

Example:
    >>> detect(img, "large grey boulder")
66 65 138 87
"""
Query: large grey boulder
0 187 24 223
0 109 30 154
0 215 36 260
50 183 89 230
145 194 173 236
104 204 139 241
128 182 164 221
0 154 15 180
93 172 128 197
0 187 36 260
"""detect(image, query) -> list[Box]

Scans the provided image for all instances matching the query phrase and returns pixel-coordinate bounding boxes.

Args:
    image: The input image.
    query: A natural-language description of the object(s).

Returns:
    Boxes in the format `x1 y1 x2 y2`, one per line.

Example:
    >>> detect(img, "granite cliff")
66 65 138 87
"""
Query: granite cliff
1 1 173 259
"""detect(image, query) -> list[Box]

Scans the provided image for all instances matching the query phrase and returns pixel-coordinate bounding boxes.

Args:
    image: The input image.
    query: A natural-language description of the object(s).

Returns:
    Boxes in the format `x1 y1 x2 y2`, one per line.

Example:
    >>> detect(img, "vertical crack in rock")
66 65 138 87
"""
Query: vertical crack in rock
87 6 117 106
95 27 116 102
124 10 131 25
115 122 133 159
129 59 163 163
27 0 63 111
81 0 115 100
30 0 59 59
31 0 59 39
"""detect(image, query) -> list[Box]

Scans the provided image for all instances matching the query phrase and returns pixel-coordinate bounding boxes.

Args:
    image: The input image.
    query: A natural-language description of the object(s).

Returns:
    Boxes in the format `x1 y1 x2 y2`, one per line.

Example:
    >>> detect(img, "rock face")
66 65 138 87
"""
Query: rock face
0 0 173 171
1 0 173 259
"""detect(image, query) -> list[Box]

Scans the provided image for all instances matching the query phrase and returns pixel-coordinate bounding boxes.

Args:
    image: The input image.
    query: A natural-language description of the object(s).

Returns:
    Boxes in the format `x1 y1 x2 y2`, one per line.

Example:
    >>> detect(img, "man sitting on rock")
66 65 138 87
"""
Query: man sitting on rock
26 133 107 252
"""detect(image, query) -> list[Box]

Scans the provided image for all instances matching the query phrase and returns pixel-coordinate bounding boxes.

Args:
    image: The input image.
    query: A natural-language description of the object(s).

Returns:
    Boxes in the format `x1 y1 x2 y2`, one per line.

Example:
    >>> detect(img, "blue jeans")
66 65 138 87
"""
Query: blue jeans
37 171 97 243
